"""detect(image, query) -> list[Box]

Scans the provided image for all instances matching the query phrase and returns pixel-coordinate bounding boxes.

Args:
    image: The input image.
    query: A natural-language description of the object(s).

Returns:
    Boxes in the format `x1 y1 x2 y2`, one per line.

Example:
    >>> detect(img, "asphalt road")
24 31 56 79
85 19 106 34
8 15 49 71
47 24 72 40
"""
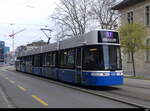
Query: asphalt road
0 66 135 108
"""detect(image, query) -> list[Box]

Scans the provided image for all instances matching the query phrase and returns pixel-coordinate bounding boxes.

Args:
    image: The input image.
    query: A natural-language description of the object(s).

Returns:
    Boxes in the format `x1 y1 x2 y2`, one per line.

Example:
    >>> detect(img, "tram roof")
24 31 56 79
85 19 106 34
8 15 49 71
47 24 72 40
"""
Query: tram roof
17 30 118 57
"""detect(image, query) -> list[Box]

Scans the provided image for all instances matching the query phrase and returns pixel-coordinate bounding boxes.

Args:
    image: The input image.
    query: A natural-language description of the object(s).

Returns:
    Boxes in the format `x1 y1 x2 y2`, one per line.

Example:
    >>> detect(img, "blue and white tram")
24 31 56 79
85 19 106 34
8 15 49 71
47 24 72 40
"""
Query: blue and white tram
15 30 123 86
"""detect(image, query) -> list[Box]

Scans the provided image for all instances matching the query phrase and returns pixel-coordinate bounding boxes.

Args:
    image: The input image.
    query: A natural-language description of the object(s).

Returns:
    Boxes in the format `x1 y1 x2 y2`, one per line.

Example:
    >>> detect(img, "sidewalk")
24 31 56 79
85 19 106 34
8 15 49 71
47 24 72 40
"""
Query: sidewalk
124 74 150 81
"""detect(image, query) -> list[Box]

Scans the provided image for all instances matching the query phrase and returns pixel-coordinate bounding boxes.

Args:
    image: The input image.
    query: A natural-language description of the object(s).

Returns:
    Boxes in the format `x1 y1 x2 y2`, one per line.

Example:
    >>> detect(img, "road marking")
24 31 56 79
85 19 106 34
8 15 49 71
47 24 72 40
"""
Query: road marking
32 95 48 106
17 85 27 92
1 75 5 77
9 80 15 84
5 77 9 80
0 74 3 77
0 86 14 108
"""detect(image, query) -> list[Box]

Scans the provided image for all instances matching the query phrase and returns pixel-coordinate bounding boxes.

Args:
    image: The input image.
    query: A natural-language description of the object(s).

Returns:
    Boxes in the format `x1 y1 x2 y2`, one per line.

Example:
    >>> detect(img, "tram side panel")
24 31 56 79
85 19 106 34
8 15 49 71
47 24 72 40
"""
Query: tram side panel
82 71 123 86
57 49 76 83
57 68 76 83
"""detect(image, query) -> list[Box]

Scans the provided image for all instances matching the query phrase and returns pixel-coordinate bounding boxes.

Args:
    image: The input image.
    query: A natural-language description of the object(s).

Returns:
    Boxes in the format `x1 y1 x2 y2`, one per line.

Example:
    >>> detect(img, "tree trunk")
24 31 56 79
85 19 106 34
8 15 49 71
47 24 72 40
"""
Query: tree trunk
131 52 136 77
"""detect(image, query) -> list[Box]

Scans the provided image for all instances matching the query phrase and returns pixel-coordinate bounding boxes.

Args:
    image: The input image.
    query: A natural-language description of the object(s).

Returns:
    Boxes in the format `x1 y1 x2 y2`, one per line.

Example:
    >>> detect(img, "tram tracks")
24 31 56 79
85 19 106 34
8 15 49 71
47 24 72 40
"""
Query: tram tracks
106 85 150 101
43 80 150 108
4 68 150 108
96 89 150 107
123 84 150 90
26 74 150 109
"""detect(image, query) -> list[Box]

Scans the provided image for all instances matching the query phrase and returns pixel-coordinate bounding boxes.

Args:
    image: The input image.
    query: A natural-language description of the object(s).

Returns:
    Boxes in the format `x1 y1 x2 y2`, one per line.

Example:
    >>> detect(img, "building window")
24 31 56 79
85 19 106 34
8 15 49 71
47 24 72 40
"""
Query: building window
146 39 150 62
145 5 150 26
127 11 133 24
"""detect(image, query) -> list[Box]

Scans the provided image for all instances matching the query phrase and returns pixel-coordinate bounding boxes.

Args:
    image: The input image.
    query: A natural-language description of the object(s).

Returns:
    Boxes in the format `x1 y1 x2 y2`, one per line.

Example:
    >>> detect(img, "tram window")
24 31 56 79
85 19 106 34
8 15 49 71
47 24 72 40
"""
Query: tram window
103 46 122 70
59 49 75 69
67 49 75 68
29 56 32 66
31 56 34 66
34 55 38 67
83 47 98 70
39 54 42 67
42 53 46 66
50 53 53 66
32 56 35 66
33 55 42 67
46 53 51 66
76 48 81 66
83 46 104 70
59 51 67 67
22 57 26 66
51 53 56 66
26 56 29 66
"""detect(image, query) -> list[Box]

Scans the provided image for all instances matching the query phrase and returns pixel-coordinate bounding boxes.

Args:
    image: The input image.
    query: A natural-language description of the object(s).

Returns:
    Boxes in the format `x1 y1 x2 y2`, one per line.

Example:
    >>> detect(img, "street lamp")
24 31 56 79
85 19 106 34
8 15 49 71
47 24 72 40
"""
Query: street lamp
40 28 52 44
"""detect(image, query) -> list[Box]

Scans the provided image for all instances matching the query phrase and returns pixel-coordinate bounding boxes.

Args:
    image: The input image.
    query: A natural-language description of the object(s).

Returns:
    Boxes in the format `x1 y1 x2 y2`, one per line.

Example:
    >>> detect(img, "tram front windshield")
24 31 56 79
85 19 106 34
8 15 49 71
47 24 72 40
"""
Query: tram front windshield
83 45 122 71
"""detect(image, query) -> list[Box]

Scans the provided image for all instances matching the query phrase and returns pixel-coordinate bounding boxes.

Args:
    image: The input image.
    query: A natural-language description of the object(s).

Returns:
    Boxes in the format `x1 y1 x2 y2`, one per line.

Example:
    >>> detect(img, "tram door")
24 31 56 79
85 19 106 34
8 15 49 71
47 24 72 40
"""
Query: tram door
76 48 82 84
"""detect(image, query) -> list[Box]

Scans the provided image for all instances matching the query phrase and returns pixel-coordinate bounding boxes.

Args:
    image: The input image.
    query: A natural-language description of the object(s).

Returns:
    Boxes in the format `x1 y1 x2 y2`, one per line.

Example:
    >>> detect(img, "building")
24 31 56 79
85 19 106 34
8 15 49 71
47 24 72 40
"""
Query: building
0 41 10 64
112 0 150 78
26 40 47 50
15 40 47 57
4 40 46 65
4 51 15 65
4 47 10 54
0 41 5 63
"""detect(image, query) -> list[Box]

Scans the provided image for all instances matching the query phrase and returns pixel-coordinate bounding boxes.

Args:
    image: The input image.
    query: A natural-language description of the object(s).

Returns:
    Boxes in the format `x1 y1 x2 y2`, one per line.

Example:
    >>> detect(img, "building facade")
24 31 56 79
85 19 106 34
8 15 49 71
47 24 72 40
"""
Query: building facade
15 40 47 57
112 0 150 78
0 41 10 64
0 41 5 63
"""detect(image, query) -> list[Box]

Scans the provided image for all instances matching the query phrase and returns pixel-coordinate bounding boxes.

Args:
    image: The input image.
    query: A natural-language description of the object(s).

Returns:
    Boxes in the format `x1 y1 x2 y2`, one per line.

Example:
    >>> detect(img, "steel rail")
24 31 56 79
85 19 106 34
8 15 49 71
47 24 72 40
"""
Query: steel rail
20 72 150 109
42 78 150 109
124 84 150 90
6 69 150 109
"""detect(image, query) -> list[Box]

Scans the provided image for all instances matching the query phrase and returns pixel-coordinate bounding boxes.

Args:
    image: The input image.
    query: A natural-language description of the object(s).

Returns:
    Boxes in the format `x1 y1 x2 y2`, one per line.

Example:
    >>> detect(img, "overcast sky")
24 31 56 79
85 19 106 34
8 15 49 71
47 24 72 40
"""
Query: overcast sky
0 0 122 51
0 0 59 51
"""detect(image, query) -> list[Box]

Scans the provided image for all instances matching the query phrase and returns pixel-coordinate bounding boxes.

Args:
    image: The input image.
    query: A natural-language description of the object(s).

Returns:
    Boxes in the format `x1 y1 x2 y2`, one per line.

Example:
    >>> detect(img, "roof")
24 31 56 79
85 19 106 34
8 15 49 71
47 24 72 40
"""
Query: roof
111 0 144 10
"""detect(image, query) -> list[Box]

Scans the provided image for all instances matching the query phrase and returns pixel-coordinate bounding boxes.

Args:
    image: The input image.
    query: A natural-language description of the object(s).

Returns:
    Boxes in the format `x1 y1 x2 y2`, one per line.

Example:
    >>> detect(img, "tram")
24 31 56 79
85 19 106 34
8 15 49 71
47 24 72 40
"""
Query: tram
15 30 123 86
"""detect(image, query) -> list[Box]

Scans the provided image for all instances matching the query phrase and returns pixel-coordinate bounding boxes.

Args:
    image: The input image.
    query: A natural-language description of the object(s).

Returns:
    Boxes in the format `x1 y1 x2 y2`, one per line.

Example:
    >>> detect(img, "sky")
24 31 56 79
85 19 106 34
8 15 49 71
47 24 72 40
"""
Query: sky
0 0 122 51
0 0 59 51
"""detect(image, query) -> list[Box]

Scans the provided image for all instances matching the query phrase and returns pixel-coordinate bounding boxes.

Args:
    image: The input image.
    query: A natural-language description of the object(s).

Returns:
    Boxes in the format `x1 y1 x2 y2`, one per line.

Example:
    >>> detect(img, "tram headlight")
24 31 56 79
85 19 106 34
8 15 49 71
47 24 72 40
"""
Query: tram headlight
91 72 110 77
120 72 124 76
102 73 110 76
116 72 124 76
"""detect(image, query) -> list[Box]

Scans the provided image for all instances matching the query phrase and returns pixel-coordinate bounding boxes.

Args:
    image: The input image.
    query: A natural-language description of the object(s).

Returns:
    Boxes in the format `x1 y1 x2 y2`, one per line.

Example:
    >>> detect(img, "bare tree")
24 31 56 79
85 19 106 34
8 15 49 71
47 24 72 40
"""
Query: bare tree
51 0 91 39
90 0 118 30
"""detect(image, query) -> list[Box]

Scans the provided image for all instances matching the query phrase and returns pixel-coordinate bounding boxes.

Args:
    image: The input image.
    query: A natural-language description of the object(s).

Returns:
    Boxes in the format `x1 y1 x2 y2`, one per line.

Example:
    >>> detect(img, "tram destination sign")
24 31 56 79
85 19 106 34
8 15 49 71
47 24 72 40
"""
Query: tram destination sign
98 31 119 43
